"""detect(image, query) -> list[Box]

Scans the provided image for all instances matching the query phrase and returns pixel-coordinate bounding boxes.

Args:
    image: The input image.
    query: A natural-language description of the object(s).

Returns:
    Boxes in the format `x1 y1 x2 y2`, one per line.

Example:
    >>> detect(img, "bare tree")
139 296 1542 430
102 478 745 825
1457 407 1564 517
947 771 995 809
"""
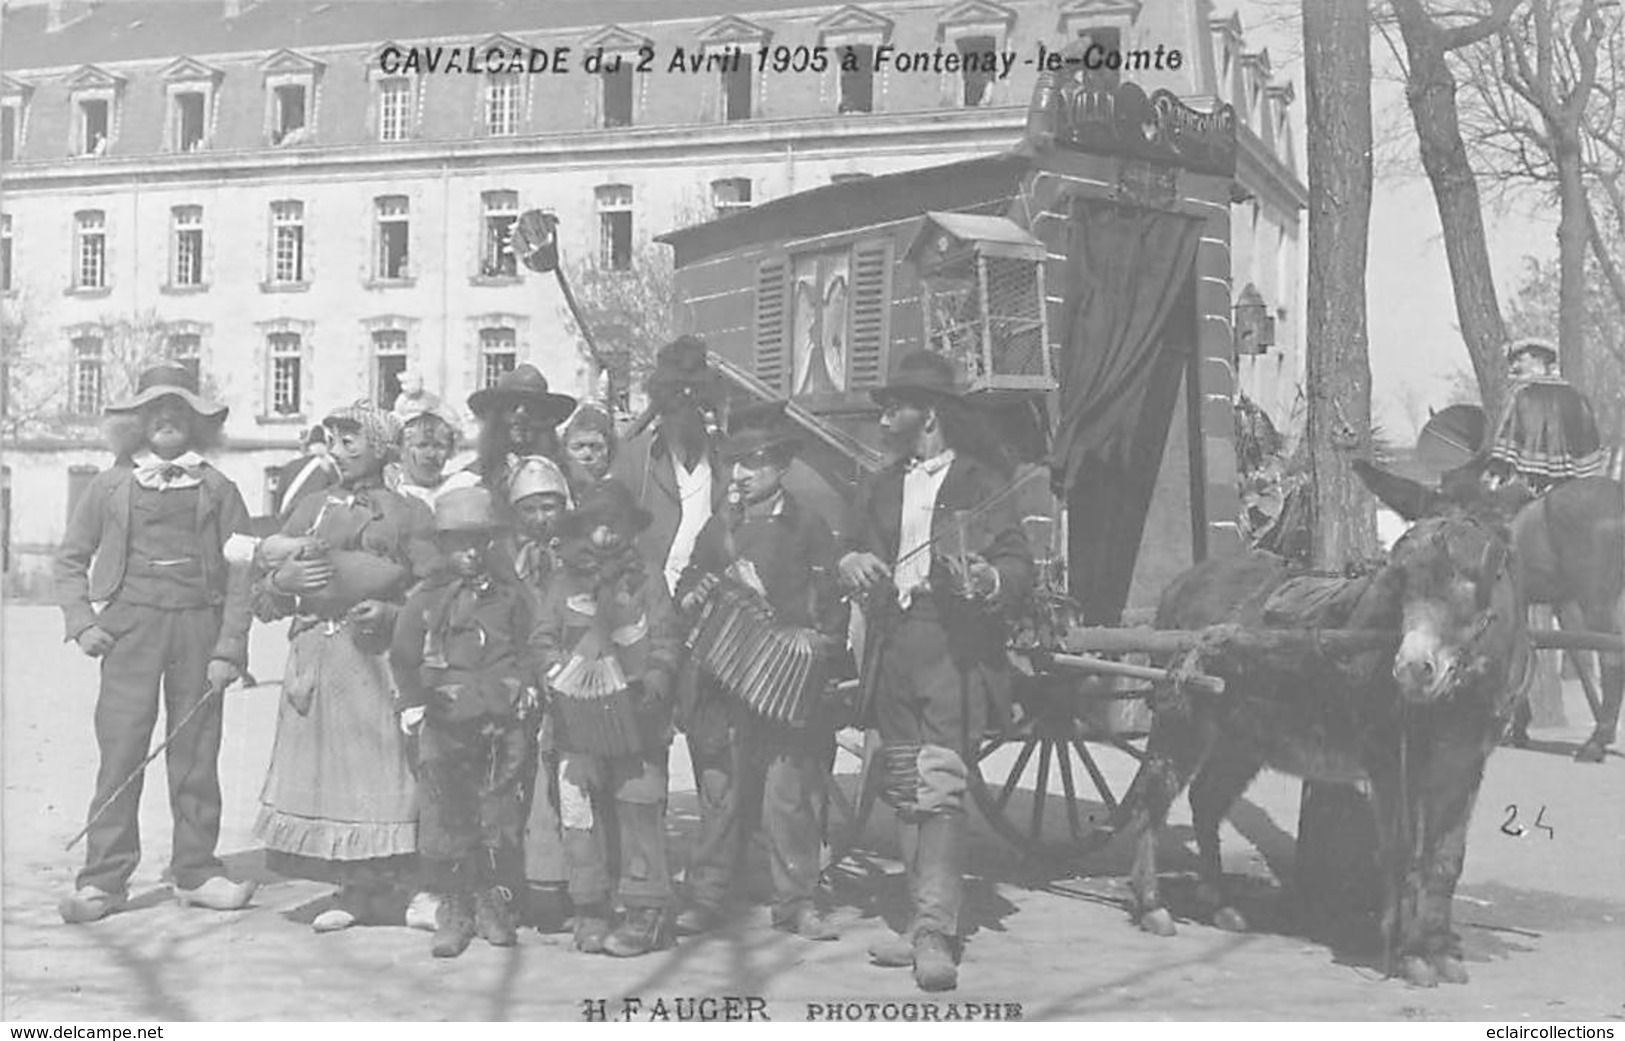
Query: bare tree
1388 0 1522 408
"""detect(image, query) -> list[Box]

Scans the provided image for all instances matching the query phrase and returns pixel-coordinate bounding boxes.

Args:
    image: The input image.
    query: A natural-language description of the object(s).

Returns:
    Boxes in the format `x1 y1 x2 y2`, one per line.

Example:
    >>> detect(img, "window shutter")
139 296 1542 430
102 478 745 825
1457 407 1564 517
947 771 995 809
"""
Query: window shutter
847 238 891 389
753 255 790 392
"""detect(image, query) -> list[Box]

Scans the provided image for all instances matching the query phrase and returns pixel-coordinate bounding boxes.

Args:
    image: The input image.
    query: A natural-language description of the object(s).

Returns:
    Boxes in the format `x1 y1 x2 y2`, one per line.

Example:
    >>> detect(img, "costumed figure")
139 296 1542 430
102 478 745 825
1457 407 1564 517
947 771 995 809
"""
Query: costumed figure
674 401 851 940
1487 337 1607 495
534 480 682 957
442 364 577 509
562 404 619 492
391 377 465 510
837 351 1033 992
253 400 438 933
55 363 258 923
390 487 544 958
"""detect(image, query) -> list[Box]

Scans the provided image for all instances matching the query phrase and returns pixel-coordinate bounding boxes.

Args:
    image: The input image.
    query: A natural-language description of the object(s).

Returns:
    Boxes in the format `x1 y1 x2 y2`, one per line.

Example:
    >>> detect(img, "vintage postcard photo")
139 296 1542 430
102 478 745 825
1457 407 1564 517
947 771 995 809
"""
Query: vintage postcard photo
0 0 1620 1026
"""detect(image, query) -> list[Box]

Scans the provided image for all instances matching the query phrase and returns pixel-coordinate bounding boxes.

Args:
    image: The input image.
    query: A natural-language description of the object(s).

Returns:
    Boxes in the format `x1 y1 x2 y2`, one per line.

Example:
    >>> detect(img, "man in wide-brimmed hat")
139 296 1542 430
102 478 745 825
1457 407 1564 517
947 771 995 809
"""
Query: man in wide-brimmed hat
671 400 850 940
836 350 1033 991
532 477 682 958
1487 337 1606 494
55 362 259 923
443 363 578 502
612 335 731 597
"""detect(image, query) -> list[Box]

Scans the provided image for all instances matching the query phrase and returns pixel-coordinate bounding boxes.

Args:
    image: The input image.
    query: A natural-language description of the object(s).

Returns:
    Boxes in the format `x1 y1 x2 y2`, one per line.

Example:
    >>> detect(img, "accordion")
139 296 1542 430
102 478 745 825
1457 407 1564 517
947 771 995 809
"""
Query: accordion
685 579 830 728
548 653 644 758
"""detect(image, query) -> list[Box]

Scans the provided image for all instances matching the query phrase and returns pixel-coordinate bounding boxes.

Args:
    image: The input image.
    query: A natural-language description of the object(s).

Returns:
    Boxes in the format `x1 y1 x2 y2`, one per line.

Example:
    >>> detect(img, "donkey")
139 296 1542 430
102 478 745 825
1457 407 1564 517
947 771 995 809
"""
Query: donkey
1121 460 1532 987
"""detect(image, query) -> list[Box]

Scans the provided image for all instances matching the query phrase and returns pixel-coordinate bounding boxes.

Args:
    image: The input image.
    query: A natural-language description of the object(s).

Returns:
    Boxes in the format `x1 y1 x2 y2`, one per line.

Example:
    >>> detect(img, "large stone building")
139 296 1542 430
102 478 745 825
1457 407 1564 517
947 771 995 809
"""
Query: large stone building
0 0 1303 591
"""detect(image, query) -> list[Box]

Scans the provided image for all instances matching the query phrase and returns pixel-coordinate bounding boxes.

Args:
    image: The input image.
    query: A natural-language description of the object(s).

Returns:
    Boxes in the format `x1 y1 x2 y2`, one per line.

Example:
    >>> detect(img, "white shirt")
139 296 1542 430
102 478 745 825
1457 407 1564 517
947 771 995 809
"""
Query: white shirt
663 453 714 595
894 449 955 609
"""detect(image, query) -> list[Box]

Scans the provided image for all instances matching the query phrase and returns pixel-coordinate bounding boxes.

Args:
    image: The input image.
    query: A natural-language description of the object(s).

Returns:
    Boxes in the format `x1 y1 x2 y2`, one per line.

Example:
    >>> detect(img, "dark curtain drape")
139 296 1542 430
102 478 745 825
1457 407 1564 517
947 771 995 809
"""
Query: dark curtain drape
1052 200 1204 495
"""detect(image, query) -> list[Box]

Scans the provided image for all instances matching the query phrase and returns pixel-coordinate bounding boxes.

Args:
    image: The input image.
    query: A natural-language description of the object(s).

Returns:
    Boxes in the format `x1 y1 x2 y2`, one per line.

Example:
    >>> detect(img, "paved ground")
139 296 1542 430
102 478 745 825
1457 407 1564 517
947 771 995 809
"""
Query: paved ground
3 604 1622 1022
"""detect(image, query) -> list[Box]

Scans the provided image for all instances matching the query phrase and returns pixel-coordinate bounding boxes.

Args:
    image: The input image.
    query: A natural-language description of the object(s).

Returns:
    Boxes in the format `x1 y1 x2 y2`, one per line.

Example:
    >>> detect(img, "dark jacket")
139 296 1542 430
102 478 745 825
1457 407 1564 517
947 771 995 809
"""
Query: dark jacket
612 427 728 590
391 574 545 723
845 452 1034 726
55 463 254 667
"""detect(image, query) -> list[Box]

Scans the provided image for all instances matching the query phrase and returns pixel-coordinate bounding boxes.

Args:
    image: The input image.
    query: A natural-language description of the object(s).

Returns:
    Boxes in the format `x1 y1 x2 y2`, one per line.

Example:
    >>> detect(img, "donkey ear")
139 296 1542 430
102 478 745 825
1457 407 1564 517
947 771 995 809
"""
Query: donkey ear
1353 458 1444 521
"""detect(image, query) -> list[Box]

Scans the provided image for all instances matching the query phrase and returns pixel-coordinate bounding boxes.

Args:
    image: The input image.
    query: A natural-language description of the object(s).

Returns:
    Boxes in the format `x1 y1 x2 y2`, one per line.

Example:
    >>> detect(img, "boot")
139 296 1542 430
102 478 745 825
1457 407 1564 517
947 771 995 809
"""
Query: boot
910 812 965 991
474 849 519 947
431 892 477 958
869 818 921 967
912 931 959 992
602 906 671 957
572 901 613 954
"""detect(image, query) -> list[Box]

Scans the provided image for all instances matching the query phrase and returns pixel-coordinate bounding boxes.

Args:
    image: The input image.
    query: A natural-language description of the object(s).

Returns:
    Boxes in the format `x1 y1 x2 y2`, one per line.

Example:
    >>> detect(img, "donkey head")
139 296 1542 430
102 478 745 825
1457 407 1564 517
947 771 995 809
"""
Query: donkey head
1356 459 1521 705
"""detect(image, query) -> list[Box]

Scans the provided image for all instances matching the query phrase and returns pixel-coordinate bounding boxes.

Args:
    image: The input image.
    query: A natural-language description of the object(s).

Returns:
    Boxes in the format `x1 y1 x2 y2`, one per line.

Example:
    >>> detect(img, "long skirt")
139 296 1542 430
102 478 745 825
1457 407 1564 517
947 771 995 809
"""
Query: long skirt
255 622 417 880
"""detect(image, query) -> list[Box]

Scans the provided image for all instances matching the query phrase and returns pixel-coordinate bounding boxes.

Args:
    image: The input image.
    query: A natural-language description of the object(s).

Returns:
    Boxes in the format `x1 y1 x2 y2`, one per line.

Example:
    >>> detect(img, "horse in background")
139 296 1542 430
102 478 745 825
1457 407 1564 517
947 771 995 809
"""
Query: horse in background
1120 460 1531 987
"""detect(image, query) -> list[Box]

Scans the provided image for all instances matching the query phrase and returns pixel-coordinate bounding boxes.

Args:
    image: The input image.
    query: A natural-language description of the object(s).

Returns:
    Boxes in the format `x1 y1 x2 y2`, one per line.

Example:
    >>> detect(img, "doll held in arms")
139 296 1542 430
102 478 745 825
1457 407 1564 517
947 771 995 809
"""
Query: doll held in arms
54 363 258 924
391 486 546 958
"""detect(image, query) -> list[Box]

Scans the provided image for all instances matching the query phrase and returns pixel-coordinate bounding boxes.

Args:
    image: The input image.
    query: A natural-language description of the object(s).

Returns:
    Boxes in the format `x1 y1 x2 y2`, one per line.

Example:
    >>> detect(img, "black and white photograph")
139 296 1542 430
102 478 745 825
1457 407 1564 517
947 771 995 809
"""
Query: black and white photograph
0 0 1621 1025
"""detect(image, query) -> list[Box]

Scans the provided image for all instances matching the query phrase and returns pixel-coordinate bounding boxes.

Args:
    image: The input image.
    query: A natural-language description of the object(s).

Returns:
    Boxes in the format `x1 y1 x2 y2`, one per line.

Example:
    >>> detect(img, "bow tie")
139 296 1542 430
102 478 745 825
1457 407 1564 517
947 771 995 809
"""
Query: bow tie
133 453 205 490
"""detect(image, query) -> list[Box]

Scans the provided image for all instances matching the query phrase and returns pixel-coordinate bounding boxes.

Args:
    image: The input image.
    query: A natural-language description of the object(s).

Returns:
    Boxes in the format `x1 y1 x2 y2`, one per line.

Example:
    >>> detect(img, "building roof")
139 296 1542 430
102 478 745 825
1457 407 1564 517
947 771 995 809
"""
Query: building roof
916 211 1044 249
658 151 1032 266
0 0 847 69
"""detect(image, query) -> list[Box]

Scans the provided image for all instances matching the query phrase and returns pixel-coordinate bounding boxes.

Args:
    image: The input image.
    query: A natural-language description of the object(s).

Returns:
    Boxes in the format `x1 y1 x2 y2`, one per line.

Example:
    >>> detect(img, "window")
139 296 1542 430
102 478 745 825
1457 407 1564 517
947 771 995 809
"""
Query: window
485 73 520 136
270 200 305 284
1 214 10 293
268 332 302 415
2 104 16 161
272 83 307 144
375 196 409 281
722 60 751 121
373 329 408 408
838 45 874 113
167 333 201 384
711 178 752 219
71 336 103 414
596 185 633 271
74 210 106 291
378 76 412 141
480 327 517 387
956 35 996 107
1076 27 1122 90
173 91 206 151
77 98 110 155
602 65 633 128
171 206 204 287
481 190 518 278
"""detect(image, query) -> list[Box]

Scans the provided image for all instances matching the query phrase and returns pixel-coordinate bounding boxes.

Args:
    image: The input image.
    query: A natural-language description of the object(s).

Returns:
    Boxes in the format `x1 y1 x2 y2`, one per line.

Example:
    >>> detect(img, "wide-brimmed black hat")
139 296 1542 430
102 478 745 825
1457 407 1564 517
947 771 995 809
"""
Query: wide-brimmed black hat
106 362 227 420
647 335 727 412
467 364 578 423
555 478 652 539
1506 337 1558 366
723 400 801 463
871 351 968 409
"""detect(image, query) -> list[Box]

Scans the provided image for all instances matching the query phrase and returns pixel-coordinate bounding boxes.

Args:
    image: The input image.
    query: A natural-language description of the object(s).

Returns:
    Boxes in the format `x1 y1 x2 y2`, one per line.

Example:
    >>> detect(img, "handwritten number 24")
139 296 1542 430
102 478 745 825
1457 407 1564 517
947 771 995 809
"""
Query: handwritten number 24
1500 804 1554 839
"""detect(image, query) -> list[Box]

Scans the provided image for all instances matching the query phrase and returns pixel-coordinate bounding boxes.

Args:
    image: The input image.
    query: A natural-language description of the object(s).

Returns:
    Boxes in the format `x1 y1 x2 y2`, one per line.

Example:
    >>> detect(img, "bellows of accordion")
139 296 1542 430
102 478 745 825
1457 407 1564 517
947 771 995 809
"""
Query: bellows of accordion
686 582 828 728
549 653 644 757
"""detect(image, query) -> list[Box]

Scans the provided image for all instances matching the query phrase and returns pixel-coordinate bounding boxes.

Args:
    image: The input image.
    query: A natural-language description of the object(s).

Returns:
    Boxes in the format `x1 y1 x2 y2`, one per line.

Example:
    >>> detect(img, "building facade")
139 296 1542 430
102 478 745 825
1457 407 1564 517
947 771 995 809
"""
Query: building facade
0 0 1303 590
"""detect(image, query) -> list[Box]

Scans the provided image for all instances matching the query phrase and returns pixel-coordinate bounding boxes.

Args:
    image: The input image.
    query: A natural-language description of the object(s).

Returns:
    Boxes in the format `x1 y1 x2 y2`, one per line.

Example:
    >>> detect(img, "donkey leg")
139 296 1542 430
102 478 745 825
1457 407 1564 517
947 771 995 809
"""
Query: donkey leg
1366 765 1432 984
1416 737 1491 985
1124 740 1191 938
1188 751 1261 933
1575 599 1623 763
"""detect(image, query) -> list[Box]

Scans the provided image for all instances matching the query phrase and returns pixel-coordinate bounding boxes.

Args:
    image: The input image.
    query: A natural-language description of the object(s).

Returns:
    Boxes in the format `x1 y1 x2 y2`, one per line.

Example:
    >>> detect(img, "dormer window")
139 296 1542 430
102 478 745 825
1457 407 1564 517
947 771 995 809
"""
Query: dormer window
956 35 997 106
1058 0 1140 90
818 6 893 115
1 78 31 162
80 99 110 154
161 58 221 154
378 77 413 141
262 49 323 147
696 16 770 123
66 66 122 157
603 65 633 128
937 2 1016 108
485 73 521 136
175 93 206 151
582 26 650 129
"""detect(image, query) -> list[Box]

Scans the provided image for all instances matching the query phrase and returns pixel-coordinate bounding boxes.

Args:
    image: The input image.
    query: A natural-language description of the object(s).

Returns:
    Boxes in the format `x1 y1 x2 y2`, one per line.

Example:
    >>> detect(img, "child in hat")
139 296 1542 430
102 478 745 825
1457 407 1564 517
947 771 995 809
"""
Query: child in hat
532 479 681 957
390 486 545 957
55 362 258 923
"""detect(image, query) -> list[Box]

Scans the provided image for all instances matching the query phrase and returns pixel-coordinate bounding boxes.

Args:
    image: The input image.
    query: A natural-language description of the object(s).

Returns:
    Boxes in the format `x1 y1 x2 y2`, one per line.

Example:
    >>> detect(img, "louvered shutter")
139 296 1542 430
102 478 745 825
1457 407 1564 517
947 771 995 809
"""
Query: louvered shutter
753 254 790 392
847 238 892 389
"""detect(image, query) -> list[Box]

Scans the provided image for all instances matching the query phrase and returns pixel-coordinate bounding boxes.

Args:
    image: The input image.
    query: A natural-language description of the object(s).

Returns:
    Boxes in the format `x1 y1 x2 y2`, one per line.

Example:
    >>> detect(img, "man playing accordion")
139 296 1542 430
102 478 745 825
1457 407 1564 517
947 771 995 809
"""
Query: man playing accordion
674 402 850 941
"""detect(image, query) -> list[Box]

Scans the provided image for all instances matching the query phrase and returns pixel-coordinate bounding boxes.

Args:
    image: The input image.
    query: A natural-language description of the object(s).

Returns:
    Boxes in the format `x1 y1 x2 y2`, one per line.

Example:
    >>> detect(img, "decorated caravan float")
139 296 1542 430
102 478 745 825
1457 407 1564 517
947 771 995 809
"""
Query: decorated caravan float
652 56 1245 863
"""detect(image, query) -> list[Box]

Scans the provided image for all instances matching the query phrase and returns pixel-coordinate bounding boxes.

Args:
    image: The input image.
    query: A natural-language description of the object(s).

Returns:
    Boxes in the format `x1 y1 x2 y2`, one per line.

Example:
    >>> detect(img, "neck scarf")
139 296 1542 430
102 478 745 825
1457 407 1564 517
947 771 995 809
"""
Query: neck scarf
132 450 207 491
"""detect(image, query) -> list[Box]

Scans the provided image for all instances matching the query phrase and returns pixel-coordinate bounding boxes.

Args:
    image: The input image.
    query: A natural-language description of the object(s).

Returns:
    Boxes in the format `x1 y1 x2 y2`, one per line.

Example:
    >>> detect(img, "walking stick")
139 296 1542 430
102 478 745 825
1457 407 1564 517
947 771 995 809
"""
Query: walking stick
63 679 231 853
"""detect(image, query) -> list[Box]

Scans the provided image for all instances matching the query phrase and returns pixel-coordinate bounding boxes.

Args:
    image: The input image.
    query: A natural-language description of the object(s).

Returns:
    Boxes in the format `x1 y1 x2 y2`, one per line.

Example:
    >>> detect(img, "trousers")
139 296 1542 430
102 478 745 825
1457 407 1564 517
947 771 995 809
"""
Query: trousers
557 744 672 909
77 602 227 894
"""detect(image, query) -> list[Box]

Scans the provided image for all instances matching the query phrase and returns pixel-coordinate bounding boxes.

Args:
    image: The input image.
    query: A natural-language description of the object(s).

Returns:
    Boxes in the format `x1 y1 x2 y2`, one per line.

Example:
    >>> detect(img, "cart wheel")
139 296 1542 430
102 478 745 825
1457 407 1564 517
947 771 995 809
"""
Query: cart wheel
821 727 883 879
969 674 1148 863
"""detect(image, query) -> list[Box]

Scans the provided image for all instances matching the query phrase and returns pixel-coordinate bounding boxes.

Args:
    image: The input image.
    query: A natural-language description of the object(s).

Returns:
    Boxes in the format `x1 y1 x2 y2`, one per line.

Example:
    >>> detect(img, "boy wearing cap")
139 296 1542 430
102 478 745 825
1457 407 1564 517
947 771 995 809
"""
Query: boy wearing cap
55 363 258 923
390 487 545 958
674 401 850 940
533 479 682 957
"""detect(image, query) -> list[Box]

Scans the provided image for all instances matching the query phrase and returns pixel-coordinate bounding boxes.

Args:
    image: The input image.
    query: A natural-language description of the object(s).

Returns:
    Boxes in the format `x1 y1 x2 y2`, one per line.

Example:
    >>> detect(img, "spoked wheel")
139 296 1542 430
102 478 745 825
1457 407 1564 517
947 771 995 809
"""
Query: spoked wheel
969 672 1150 864
820 726 884 879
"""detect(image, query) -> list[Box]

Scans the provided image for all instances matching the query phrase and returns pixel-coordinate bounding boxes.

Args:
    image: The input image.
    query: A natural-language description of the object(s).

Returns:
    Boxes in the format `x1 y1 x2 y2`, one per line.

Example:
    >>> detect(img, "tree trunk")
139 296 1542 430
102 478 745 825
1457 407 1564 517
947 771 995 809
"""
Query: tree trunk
1391 0 1509 409
1303 0 1378 568
1556 137 1590 379
1299 0 1381 936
